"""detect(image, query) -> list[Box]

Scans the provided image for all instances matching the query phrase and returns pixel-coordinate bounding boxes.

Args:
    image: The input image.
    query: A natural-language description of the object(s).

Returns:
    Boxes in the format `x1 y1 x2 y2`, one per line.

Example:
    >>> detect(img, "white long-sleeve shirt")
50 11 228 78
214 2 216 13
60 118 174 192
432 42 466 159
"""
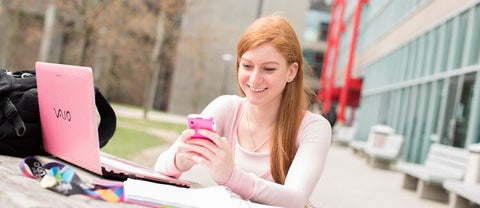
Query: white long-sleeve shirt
155 95 331 208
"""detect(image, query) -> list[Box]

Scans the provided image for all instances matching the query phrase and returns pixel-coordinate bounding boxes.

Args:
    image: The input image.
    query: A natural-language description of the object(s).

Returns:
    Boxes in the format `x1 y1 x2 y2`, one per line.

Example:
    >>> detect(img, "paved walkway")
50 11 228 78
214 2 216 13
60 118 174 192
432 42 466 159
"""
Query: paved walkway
311 143 448 208
113 106 449 208
113 105 186 168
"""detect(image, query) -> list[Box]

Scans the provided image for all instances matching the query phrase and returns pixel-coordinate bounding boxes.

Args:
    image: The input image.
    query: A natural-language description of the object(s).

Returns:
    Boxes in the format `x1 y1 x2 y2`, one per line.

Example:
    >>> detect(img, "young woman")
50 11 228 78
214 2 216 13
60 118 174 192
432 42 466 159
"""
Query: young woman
155 15 331 208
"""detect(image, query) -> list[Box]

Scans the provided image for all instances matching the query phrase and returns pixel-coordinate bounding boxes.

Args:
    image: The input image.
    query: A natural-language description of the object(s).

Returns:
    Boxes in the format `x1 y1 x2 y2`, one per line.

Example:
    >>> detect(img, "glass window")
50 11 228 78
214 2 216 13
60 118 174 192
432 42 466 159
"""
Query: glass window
390 49 399 84
390 90 402 127
398 46 408 83
425 28 439 76
398 88 410 135
303 50 323 79
431 79 445 138
472 72 480 144
419 83 433 161
439 20 453 72
303 10 330 42
440 77 460 145
405 41 417 81
453 73 476 147
320 22 329 41
451 12 468 69
468 5 480 65
414 36 427 79
378 92 391 124
404 86 419 161
411 84 429 163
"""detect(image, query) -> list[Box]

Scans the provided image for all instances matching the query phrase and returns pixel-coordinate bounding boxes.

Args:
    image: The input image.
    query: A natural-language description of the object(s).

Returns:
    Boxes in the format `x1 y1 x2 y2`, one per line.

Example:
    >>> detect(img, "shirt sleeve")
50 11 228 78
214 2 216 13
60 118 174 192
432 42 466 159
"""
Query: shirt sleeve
223 112 332 208
154 95 243 177
154 139 183 177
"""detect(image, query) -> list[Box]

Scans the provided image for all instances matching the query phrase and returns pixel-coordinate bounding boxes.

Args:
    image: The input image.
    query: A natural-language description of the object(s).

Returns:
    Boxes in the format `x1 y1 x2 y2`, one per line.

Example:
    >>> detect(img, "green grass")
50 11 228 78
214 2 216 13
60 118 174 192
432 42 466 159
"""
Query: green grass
118 116 187 133
101 126 164 159
100 106 187 159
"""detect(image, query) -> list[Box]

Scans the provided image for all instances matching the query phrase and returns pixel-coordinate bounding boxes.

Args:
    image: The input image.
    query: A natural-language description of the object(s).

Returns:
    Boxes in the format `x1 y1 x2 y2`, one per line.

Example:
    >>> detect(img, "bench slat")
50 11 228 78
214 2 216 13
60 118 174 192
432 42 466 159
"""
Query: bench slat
398 143 469 183
398 143 470 202
443 180 480 205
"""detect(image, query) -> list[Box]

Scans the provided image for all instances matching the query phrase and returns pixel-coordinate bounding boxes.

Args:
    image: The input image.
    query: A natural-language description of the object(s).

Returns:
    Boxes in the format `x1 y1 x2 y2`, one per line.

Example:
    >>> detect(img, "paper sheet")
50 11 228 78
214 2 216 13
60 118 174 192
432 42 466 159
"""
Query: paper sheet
124 178 234 207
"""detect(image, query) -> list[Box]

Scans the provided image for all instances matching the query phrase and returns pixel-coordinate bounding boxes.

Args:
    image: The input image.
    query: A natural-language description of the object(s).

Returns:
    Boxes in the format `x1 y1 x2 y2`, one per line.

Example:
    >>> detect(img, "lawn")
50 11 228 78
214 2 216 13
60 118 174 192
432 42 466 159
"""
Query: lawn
101 107 187 159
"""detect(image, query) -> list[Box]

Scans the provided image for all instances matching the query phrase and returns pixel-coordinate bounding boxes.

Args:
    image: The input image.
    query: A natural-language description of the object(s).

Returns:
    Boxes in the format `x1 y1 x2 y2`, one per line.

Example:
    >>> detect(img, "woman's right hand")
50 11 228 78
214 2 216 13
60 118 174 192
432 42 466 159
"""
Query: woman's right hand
173 129 198 172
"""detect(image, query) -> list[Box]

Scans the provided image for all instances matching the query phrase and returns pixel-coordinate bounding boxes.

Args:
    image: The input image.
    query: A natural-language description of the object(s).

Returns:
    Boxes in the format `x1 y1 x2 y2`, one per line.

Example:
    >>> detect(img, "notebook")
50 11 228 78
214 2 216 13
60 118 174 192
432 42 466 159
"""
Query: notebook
35 61 190 188
123 178 282 208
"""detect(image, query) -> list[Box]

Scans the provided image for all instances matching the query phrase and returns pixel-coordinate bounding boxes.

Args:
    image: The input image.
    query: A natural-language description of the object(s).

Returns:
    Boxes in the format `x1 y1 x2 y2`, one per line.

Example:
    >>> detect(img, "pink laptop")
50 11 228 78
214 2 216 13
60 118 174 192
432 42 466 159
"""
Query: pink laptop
35 61 190 188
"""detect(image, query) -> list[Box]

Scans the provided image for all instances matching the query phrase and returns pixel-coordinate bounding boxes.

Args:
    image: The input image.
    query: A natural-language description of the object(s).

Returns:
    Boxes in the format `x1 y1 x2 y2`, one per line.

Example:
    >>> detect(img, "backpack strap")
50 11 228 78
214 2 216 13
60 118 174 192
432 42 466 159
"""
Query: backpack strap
94 87 117 148
0 70 37 137
0 98 27 136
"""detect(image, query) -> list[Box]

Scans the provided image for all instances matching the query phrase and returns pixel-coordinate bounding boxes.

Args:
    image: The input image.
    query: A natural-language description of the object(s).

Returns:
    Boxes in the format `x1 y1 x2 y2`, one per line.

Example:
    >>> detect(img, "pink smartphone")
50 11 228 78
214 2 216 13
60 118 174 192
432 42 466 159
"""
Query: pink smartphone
187 114 216 140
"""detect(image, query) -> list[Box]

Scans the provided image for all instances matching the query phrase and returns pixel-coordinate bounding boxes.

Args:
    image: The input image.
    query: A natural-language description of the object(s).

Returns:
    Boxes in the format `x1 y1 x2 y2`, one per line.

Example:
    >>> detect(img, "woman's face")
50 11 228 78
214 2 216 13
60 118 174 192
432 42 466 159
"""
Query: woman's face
238 43 298 107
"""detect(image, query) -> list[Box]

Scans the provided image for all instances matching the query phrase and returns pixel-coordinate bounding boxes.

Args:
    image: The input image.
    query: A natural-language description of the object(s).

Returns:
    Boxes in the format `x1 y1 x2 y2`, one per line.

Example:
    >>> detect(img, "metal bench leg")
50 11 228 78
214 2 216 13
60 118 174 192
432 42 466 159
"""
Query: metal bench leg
368 157 391 170
449 193 467 208
448 193 480 208
402 174 418 190
417 180 448 202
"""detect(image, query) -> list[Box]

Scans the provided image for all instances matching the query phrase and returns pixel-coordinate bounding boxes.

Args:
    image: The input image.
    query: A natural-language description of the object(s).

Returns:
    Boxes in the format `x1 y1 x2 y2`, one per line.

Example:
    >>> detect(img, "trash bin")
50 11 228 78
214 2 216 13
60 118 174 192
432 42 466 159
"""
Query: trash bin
368 125 395 148
464 143 480 184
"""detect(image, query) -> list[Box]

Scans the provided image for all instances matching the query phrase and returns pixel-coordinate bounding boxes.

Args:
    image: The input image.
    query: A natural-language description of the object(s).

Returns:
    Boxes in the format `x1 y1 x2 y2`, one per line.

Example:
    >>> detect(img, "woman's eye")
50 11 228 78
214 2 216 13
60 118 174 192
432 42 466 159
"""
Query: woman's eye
242 63 252 68
264 67 276 71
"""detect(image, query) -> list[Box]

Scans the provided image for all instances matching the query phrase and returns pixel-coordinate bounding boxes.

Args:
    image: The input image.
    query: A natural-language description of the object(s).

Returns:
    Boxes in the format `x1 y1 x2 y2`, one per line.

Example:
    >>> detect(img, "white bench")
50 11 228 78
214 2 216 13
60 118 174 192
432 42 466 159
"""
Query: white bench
332 125 357 145
364 134 404 169
396 143 470 202
349 140 367 156
443 180 480 208
350 124 395 159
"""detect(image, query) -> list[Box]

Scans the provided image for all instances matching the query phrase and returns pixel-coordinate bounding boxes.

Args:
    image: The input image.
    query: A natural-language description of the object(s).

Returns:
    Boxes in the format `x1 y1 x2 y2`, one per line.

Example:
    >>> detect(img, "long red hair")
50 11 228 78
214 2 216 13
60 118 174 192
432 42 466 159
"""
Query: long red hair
236 16 308 184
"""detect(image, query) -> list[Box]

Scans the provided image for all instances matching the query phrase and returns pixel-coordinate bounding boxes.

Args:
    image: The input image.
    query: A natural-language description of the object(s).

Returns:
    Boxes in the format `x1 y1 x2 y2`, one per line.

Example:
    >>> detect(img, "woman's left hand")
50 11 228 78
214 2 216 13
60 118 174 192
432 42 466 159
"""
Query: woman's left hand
186 129 234 185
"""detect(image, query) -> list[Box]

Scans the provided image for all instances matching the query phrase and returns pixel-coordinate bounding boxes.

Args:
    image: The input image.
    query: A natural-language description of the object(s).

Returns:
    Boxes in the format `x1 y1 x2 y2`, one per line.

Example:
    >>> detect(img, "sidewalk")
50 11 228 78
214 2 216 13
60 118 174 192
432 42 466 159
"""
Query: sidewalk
113 104 187 125
113 105 186 169
113 106 449 208
310 143 448 208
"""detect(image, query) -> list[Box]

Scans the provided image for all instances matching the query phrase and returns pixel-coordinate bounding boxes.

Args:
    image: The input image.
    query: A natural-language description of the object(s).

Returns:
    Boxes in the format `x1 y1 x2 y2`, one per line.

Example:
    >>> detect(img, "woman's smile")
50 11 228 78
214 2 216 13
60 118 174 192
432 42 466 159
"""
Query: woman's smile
247 84 268 93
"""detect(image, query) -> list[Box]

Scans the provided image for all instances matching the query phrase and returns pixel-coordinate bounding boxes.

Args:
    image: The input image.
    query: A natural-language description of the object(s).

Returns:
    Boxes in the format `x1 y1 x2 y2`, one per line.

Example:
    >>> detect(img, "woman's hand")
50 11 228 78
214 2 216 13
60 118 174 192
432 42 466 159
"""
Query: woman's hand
183 129 234 185
173 129 198 172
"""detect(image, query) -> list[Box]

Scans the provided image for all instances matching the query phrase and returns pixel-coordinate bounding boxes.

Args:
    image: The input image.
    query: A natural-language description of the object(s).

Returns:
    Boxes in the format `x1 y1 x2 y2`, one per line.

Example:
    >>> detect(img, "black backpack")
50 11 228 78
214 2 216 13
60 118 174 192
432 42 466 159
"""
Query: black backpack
0 69 116 157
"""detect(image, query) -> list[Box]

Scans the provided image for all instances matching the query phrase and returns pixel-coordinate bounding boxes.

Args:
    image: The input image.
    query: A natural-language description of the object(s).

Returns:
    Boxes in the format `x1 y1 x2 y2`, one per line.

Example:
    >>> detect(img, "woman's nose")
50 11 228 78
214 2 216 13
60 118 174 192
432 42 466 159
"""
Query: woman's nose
249 68 261 83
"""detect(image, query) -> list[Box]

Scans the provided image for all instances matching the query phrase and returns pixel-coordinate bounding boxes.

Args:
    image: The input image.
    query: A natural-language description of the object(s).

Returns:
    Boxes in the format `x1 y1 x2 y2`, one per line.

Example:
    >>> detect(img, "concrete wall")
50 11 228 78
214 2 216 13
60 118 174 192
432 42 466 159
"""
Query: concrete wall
168 0 310 114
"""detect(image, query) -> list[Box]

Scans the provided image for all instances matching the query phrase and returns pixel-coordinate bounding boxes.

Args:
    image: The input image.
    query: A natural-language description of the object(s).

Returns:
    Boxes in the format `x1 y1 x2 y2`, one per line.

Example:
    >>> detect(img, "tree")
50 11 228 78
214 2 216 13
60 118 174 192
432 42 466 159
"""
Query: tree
55 0 157 103
1 0 186 110
144 0 186 118
143 9 165 119
39 0 56 62
154 0 186 111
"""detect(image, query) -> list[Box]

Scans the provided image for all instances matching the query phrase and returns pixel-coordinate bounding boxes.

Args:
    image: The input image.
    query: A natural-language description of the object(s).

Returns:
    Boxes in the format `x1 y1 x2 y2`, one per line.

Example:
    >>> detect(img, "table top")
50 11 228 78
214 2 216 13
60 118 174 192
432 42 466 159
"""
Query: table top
0 154 144 207
0 154 277 208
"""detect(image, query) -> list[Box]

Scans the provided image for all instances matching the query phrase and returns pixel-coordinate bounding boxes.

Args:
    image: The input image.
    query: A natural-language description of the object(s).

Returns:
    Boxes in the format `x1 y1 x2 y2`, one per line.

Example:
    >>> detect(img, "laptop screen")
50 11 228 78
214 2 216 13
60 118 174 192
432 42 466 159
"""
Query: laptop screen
36 61 102 174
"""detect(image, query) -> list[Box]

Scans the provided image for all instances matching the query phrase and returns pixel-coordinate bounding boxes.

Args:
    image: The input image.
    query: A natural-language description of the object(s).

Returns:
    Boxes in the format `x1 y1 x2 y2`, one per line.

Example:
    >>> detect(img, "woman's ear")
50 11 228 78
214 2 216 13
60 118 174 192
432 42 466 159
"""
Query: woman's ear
287 62 298 82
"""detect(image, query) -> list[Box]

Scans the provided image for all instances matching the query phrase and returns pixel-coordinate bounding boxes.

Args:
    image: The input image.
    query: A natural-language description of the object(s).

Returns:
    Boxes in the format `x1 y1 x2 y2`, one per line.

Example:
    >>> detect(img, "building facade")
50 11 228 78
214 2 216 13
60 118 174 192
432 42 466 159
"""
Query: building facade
346 0 480 163
168 0 313 114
